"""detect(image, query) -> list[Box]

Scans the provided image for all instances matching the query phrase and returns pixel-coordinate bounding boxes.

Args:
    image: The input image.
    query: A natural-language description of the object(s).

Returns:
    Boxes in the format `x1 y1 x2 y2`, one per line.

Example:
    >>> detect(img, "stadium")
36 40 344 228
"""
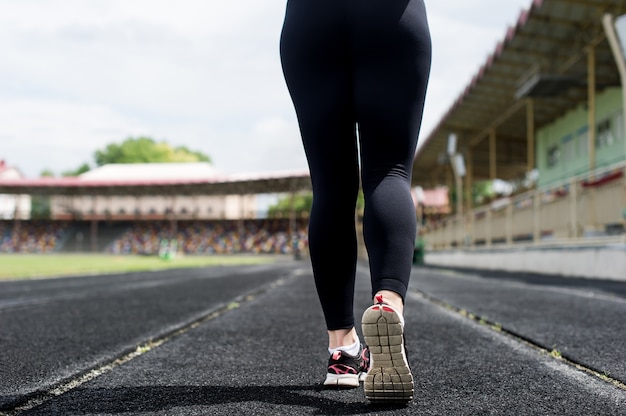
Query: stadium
0 162 313 258
2 2 626 414
1 0 625 277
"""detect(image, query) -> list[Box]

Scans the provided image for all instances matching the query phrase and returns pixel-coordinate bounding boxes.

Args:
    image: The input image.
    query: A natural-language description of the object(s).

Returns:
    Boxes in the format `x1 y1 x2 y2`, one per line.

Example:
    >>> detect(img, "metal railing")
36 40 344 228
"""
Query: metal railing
424 161 626 250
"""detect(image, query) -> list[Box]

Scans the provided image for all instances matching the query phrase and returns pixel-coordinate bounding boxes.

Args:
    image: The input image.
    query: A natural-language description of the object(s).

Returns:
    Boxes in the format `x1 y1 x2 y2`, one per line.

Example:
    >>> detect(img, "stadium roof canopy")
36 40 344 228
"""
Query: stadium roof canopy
78 162 218 181
412 0 626 188
0 169 312 196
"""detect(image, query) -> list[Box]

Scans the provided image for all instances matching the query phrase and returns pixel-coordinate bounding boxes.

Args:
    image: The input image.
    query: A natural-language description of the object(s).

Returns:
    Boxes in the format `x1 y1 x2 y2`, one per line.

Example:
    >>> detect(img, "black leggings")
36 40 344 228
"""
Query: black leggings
280 0 431 330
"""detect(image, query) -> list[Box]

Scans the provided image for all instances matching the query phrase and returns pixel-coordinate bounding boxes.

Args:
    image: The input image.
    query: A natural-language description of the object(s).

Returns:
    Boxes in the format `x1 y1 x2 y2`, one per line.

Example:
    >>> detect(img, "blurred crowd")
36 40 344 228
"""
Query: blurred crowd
0 221 70 253
0 219 308 255
109 219 309 255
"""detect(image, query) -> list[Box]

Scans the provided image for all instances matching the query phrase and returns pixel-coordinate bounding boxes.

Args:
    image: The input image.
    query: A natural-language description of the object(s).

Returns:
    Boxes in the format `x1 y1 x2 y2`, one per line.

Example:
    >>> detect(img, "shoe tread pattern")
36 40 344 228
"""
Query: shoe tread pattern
362 306 414 403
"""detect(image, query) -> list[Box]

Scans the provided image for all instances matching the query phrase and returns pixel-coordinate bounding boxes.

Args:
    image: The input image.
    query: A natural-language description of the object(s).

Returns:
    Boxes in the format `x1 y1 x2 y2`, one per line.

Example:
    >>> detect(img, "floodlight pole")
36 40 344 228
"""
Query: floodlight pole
448 134 466 246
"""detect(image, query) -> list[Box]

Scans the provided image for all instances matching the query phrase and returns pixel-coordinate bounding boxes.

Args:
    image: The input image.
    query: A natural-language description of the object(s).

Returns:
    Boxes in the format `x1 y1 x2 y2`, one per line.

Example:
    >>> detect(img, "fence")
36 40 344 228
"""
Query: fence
424 162 626 250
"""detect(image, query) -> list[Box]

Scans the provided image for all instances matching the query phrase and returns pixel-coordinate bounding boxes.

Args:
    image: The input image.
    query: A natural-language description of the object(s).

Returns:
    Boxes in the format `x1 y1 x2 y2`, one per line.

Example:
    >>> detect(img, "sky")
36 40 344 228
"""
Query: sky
0 0 532 179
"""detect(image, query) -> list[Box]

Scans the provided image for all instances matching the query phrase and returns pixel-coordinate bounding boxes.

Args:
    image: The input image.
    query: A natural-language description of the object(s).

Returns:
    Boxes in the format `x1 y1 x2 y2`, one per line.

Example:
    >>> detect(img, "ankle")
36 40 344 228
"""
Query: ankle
374 290 404 316
327 327 359 350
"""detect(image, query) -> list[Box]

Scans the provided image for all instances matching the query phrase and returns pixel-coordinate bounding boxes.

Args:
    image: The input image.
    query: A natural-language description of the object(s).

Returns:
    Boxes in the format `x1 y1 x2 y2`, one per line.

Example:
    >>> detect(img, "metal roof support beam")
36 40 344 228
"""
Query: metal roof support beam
558 31 606 77
464 148 474 245
465 148 474 211
489 129 497 180
468 99 527 148
526 98 535 173
588 44 597 172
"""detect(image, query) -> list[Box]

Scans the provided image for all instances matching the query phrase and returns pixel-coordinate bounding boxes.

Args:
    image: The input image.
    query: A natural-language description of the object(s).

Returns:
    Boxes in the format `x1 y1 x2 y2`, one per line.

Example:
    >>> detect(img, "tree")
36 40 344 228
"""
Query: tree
62 163 91 177
268 192 313 218
94 137 211 166
39 169 55 178
60 137 212 176
268 191 365 217
472 180 494 205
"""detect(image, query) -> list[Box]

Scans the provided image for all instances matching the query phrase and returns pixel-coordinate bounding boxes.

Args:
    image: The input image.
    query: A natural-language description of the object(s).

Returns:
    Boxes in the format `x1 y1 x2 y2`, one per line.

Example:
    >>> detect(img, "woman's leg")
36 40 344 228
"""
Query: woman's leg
350 0 432 305
354 1 430 400
280 0 360 335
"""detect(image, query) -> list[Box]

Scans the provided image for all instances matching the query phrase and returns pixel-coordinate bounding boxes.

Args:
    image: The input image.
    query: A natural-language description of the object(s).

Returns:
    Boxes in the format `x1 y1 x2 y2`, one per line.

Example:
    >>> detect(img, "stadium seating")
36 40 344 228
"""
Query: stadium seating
0 219 308 255
0 220 69 253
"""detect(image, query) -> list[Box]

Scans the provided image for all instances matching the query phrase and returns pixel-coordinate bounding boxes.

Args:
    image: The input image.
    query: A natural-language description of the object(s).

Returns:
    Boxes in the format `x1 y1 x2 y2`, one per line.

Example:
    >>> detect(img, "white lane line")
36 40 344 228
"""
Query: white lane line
424 268 626 305
410 288 626 394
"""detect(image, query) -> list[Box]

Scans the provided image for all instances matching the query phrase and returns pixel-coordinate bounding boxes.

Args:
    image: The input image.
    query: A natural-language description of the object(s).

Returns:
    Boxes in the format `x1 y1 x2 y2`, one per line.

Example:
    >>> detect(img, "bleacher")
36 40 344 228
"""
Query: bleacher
0 219 309 256
0 220 70 253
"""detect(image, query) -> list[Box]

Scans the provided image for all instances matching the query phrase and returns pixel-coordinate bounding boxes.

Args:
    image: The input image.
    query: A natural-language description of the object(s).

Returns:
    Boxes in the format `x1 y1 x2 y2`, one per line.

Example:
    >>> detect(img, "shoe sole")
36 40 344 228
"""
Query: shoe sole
361 305 414 403
324 373 360 388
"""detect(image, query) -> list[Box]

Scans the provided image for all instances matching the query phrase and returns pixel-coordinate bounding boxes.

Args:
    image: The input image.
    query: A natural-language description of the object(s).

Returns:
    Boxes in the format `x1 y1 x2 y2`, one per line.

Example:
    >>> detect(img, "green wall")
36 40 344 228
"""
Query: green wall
536 87 625 187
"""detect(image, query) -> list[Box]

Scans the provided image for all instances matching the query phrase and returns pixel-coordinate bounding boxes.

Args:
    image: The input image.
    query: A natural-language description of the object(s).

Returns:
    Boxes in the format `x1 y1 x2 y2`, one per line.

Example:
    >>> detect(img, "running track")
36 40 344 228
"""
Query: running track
1 259 625 415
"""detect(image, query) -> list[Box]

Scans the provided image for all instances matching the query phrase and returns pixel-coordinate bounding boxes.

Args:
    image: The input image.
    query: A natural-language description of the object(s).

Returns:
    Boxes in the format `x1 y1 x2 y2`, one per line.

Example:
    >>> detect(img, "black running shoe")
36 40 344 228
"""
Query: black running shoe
361 295 414 403
324 344 370 387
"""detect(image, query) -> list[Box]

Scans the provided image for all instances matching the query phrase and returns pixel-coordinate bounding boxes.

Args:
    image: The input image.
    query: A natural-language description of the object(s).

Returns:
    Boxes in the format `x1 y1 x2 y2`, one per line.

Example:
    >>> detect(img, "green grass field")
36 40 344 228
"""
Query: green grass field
0 254 279 280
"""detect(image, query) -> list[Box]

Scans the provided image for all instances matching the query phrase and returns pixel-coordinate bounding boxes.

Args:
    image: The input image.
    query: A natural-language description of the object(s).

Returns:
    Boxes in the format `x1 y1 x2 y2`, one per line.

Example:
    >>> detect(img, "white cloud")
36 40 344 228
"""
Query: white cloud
0 0 532 178
0 97 147 174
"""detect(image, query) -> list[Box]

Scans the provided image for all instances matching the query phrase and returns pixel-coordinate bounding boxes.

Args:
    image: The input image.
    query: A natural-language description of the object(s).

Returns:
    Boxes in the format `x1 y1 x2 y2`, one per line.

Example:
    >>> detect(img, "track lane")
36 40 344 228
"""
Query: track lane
0 262 301 410
13 264 625 415
410 267 626 383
